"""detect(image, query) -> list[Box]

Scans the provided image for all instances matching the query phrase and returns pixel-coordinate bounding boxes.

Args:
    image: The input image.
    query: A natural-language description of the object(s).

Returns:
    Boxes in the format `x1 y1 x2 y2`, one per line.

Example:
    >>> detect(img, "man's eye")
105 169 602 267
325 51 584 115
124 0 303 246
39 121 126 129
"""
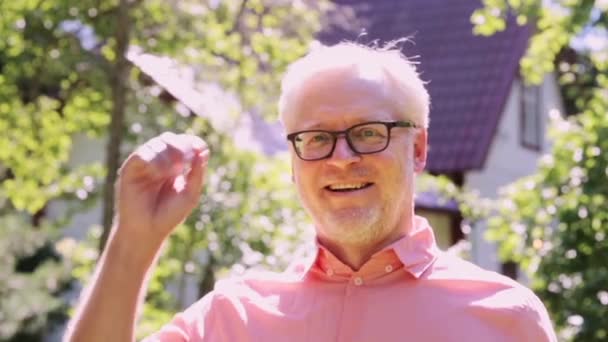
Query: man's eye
298 133 330 146
308 134 330 145
361 129 377 137
312 134 329 142
355 128 382 138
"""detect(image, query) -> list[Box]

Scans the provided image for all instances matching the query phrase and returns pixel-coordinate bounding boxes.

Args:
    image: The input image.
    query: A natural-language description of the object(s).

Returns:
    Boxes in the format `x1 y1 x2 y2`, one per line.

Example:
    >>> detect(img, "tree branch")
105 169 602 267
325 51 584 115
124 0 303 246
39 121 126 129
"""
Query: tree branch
227 0 249 36
94 0 144 23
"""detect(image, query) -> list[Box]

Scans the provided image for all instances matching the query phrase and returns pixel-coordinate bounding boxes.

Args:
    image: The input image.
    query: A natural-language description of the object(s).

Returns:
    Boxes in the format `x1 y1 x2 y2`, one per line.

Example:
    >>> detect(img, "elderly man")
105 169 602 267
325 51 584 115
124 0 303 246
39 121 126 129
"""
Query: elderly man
66 42 557 341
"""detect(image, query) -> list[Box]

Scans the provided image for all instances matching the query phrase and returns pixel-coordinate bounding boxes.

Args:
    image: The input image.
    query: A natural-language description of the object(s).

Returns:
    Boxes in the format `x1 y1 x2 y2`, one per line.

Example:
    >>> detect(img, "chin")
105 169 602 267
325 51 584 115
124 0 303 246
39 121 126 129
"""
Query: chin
320 207 384 245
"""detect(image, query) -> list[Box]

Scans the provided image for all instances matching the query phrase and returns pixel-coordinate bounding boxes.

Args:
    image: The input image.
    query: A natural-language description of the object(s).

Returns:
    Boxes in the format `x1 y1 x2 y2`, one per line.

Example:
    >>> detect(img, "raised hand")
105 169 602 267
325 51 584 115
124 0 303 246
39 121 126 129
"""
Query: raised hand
112 132 210 258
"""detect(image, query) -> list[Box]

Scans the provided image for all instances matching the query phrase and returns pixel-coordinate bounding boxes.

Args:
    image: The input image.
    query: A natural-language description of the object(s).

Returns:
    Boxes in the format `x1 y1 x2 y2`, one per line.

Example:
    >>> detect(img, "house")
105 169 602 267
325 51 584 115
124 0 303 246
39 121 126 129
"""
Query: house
316 0 564 276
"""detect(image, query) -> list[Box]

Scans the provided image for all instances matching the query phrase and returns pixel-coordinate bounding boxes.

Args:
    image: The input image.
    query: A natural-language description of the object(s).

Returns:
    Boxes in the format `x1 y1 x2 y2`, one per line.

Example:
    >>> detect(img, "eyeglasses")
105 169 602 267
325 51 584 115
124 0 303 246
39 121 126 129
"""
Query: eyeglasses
286 121 418 161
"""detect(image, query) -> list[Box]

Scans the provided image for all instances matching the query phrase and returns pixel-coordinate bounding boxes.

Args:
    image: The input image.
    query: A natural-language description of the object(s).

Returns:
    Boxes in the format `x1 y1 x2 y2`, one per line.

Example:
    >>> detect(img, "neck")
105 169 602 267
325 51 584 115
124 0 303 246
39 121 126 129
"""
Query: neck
318 218 413 271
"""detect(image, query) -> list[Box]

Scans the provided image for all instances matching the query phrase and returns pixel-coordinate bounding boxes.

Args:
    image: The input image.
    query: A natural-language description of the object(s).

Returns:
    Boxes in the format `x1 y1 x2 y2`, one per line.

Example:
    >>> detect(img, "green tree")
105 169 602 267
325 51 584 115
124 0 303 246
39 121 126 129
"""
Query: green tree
97 0 329 248
473 1 608 340
1 0 329 339
0 1 112 340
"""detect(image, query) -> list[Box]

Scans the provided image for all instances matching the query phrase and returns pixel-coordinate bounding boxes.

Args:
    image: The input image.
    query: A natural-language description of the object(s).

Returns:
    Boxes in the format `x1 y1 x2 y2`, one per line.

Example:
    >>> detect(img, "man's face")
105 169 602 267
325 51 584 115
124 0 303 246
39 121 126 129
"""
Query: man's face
284 68 427 249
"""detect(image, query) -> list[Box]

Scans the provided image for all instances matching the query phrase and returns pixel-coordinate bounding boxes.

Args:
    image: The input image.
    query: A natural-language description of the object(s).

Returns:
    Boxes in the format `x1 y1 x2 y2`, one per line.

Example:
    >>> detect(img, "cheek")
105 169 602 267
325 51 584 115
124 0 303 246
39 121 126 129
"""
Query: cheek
292 162 317 196
377 149 413 193
292 160 307 182
381 145 410 173
393 140 414 175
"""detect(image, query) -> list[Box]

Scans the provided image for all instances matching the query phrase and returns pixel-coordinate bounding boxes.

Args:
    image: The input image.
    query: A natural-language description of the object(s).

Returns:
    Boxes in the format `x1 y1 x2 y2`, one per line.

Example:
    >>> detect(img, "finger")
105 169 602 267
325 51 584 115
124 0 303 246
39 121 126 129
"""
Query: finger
119 144 164 183
173 134 208 174
141 136 182 176
185 134 208 154
173 134 208 164
122 135 174 181
148 135 169 154
184 149 210 199
119 133 207 183
119 144 155 177
159 132 197 173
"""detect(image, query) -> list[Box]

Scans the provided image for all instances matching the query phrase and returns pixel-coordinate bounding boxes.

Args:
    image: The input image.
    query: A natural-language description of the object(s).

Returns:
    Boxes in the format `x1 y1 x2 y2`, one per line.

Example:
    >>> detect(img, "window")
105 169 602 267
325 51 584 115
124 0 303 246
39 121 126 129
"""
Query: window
501 261 519 280
520 84 542 150
415 208 463 250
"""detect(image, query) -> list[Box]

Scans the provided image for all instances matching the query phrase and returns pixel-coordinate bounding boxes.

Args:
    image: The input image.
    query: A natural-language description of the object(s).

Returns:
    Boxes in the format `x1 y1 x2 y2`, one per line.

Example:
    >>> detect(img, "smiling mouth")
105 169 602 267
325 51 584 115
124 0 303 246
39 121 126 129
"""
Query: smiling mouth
325 182 374 192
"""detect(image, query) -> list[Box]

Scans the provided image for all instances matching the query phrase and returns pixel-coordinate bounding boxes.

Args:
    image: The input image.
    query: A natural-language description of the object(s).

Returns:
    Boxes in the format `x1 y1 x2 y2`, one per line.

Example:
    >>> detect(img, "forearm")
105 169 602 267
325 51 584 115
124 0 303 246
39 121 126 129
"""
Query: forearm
64 235 157 342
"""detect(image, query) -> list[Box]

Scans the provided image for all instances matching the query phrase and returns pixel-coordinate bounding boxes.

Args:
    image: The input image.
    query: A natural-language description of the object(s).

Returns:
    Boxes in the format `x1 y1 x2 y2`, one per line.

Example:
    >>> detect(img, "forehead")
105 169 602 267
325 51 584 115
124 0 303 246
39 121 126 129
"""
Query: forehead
283 68 400 131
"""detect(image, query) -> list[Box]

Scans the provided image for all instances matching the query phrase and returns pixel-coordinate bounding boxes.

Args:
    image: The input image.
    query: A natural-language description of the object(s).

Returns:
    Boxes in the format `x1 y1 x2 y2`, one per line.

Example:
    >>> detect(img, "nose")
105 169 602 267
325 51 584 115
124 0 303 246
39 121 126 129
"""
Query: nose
326 136 360 167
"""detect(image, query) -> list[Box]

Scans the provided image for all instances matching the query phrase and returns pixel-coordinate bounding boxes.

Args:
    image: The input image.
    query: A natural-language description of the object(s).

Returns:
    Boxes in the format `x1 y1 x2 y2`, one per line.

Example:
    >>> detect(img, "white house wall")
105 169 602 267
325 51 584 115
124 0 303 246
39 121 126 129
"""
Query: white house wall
465 73 564 273
46 133 105 240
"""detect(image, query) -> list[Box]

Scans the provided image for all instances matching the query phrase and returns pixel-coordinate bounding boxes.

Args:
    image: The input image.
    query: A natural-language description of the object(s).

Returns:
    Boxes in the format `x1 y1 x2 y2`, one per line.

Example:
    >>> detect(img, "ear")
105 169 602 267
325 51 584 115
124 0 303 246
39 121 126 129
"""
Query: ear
413 129 428 173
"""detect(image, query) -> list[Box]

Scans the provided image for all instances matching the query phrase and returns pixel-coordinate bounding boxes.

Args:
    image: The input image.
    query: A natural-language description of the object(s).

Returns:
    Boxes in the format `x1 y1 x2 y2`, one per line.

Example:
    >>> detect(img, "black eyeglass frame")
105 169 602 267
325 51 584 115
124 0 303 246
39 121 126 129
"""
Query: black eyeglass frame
286 120 418 161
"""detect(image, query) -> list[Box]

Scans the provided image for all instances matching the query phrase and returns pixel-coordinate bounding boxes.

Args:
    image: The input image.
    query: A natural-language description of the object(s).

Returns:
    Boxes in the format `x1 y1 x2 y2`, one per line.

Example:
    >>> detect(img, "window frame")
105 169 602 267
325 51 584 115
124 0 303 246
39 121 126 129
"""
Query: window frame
519 82 543 151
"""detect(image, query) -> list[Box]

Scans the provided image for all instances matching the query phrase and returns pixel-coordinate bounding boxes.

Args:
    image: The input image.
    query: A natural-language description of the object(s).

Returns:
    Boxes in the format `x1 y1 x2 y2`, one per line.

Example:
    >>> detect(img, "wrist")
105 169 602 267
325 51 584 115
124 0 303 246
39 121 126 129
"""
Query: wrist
103 229 161 274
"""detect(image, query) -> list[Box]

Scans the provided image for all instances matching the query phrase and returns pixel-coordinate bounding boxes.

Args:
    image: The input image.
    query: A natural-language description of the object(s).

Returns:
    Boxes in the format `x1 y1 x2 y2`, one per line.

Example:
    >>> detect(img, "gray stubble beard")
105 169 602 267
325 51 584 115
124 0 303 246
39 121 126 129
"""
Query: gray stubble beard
320 200 393 248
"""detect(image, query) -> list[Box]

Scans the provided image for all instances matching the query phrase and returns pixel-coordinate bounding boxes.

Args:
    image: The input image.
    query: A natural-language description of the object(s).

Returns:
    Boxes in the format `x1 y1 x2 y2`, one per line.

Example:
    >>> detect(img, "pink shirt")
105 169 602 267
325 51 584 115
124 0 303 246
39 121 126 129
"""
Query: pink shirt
144 216 557 341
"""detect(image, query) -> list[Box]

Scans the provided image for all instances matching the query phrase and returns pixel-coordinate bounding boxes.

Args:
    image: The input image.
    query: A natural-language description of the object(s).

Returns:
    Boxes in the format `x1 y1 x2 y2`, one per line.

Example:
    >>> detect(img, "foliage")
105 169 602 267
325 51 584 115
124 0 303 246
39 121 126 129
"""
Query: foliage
0 0 325 340
473 1 608 340
61 118 314 338
110 0 326 336
0 1 113 340
0 216 71 342
127 0 328 119
0 0 112 213
417 173 492 221
1 0 329 339
99 0 330 244
472 0 599 84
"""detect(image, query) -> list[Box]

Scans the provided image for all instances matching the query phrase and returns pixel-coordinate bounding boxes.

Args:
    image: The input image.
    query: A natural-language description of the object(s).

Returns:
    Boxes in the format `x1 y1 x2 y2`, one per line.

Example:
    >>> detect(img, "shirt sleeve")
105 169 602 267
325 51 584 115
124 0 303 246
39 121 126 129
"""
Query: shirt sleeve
141 293 214 342
514 289 558 342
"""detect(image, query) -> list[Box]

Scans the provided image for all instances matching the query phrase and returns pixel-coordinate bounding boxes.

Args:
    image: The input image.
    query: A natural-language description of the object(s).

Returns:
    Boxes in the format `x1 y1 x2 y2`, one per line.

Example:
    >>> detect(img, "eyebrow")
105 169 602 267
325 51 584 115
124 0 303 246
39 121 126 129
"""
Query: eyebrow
304 117 392 130
305 109 401 130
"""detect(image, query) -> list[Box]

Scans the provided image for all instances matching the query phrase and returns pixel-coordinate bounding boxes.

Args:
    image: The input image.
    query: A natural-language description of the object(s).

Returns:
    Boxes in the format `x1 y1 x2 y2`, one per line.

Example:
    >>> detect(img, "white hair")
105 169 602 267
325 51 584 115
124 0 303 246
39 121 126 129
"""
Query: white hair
278 41 430 128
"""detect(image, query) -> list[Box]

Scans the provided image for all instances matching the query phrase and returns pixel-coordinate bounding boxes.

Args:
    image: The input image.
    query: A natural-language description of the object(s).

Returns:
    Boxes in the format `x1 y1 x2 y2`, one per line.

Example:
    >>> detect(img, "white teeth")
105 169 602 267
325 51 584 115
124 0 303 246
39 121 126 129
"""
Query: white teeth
328 183 367 190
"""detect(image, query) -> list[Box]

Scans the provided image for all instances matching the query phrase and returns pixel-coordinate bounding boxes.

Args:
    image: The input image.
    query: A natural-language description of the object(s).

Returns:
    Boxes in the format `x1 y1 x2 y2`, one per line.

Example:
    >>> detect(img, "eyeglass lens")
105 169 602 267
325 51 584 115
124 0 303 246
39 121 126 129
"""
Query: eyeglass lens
294 123 389 160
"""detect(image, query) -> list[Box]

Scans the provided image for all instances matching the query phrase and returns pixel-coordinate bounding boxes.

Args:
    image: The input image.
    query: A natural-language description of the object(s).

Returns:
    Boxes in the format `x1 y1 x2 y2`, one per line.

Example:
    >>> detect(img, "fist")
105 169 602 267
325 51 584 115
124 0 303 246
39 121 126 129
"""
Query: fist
113 132 210 251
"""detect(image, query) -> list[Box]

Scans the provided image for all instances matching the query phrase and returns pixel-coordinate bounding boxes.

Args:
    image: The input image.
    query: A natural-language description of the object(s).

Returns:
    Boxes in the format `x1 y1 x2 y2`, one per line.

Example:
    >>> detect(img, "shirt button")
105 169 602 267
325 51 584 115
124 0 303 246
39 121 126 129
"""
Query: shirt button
385 265 393 273
326 268 334 276
353 277 363 286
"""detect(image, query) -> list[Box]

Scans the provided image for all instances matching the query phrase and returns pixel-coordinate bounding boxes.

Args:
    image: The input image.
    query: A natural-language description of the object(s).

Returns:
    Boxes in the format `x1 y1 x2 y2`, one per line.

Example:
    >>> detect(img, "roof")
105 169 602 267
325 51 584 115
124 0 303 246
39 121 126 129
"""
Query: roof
127 48 286 156
320 0 532 173
415 191 459 212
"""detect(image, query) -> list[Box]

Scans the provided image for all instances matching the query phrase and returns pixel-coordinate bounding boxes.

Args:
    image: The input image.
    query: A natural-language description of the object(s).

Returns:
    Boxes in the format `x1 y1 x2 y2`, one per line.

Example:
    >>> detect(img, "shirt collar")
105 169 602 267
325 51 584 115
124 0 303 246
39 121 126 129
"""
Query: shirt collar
290 215 439 280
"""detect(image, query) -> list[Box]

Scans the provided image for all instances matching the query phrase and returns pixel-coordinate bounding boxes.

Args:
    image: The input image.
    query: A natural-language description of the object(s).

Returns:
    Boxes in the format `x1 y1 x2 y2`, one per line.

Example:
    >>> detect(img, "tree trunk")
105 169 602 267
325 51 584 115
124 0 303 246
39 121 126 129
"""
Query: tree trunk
99 0 132 252
198 256 217 299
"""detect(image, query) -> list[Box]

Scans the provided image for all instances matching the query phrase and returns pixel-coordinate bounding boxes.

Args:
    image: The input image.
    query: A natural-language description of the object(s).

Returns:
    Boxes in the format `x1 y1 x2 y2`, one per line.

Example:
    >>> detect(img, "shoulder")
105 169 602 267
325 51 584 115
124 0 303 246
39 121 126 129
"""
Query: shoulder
428 251 524 288
425 252 557 341
427 251 537 302
209 267 302 303
148 270 291 339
